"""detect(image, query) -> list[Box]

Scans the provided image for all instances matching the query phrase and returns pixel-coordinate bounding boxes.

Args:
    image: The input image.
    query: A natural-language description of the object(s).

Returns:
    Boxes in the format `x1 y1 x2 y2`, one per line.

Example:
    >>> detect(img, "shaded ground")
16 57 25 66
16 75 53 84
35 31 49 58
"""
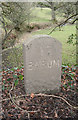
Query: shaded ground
17 32 32 45
1 65 78 120
16 23 53 45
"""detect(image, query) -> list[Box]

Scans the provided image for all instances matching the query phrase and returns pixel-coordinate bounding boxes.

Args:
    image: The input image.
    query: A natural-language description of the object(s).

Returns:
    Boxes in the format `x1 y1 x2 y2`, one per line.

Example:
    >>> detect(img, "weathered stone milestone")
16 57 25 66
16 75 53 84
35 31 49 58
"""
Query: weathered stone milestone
23 35 62 94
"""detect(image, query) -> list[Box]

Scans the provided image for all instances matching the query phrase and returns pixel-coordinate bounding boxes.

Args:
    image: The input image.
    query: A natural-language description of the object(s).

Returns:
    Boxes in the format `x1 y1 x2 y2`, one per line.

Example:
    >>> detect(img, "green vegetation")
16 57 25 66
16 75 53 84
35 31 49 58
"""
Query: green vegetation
31 7 52 23
1 5 76 66
32 24 76 65
30 7 76 65
31 7 64 23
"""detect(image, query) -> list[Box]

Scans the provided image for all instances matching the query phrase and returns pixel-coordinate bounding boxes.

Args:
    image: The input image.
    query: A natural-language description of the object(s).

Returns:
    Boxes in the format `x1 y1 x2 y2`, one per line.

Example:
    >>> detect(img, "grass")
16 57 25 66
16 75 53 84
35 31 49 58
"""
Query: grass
32 24 76 65
3 7 76 66
24 6 76 65
31 7 52 23
30 7 64 24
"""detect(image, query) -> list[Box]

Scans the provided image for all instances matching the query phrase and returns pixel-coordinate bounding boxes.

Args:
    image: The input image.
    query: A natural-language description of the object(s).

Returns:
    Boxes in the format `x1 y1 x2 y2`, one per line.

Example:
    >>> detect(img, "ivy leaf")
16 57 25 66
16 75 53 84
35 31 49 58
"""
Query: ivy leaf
71 77 74 80
7 78 11 81
14 80 18 86
72 68 76 72
68 81 72 86
2 85 5 91
13 75 18 79
62 71 65 74
14 67 18 70
11 68 14 72
69 72 75 76
3 80 6 84
71 85 75 89
19 75 23 80
63 84 67 89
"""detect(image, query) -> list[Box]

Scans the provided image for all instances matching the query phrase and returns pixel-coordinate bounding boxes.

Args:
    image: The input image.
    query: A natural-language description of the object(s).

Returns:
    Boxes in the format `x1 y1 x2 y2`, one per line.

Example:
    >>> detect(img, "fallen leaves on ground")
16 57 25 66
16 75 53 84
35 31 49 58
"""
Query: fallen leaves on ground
1 65 78 119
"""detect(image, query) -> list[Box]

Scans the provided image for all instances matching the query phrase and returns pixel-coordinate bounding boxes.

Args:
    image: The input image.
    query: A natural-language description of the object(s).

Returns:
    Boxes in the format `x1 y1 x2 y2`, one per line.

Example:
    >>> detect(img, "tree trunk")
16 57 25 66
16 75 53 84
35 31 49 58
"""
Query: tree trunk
51 2 56 22
76 1 78 64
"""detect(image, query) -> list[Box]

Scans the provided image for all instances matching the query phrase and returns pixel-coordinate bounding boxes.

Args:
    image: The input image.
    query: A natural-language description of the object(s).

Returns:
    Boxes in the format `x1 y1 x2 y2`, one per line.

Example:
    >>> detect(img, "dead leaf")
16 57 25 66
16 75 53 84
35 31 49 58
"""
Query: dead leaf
30 93 35 98
54 110 58 118
30 111 35 115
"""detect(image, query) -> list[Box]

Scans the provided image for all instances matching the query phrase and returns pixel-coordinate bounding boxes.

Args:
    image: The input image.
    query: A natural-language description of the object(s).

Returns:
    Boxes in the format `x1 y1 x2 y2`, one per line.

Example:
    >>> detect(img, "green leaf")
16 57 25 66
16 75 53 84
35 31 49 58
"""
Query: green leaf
11 68 14 72
14 67 18 70
68 81 72 86
61 65 64 67
2 85 5 91
72 68 76 72
19 66 24 69
71 77 74 80
69 73 75 77
71 85 75 89
19 75 23 80
7 78 11 81
14 80 18 86
63 84 67 89
62 71 65 74
13 75 18 79
3 80 6 84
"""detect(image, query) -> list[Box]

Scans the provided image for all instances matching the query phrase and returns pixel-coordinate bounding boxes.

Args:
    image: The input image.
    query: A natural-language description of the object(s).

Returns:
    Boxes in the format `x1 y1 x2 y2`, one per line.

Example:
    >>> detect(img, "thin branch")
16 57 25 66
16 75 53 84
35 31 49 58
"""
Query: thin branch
2 17 27 46
48 13 78 35
9 83 39 114
71 18 78 24
0 16 7 35
2 27 15 46
1 92 78 110
35 93 78 110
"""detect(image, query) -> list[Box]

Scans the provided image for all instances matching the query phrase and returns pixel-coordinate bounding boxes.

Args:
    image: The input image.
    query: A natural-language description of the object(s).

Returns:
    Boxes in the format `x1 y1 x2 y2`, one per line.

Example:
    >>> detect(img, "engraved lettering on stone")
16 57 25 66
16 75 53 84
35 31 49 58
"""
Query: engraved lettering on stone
28 61 33 70
42 60 46 66
28 60 60 70
35 62 39 67
47 61 53 68
23 35 61 93
53 60 56 65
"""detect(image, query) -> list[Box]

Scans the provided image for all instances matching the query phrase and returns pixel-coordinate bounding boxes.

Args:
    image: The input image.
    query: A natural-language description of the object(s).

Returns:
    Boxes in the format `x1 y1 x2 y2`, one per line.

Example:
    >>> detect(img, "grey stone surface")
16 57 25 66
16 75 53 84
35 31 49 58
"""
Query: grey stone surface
23 35 62 94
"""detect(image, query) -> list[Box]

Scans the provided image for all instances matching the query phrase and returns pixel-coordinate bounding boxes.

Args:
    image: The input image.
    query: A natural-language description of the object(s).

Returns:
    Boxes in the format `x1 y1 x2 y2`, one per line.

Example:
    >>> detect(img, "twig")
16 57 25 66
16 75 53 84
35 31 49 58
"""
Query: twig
9 83 39 114
35 93 78 110
28 113 30 120
48 13 78 35
0 94 29 103
1 92 78 110
1 82 78 111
